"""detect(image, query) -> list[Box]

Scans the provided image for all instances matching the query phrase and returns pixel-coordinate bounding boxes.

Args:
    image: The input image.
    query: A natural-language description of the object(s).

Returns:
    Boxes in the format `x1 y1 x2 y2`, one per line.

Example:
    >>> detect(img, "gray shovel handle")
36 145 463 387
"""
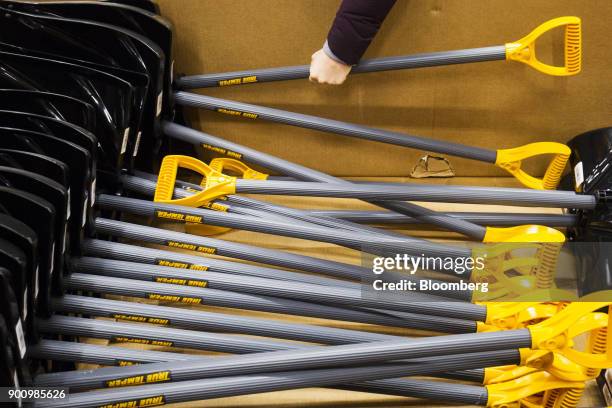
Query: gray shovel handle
235 178 595 209
83 238 357 288
70 256 484 321
36 355 510 407
67 272 472 333
175 46 507 89
160 122 530 240
173 92 498 163
35 326 529 394
312 210 579 227
97 193 473 261
94 218 371 282
31 339 484 384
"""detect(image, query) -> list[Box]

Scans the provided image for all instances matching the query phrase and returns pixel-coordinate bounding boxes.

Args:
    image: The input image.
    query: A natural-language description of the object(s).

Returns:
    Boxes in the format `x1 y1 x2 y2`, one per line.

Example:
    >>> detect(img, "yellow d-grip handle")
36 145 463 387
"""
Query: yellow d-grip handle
485 371 584 408
527 301 612 369
506 16 581 76
209 158 269 180
483 225 566 243
154 155 236 207
496 142 571 190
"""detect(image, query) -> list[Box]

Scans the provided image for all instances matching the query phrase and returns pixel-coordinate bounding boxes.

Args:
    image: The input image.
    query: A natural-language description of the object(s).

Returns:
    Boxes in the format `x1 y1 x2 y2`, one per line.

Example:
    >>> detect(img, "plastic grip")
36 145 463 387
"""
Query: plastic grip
528 301 612 369
483 225 566 243
542 151 571 190
209 158 269 180
485 371 584 408
505 16 582 76
153 155 179 202
154 155 236 207
495 142 571 190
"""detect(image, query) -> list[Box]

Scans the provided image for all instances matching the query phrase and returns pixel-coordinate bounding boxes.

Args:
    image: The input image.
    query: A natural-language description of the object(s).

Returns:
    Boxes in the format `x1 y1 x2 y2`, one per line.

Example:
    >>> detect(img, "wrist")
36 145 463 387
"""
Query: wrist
323 40 351 66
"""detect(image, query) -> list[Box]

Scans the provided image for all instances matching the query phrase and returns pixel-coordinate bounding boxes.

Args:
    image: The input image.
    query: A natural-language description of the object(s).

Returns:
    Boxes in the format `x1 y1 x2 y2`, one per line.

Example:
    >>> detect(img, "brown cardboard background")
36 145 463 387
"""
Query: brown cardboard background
158 0 611 178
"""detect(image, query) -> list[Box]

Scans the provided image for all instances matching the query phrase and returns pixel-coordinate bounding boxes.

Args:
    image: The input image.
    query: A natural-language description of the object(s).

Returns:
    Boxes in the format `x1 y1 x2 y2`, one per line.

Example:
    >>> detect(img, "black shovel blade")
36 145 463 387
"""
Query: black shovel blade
0 167 68 291
0 269 32 386
0 188 56 318
0 127 91 253
0 41 149 170
0 149 69 189
0 239 33 384
0 110 98 190
0 6 166 166
16 1 173 108
0 239 28 327
572 226 612 295
0 89 96 132
0 214 38 333
568 127 612 193
0 310 23 388
568 127 612 230
0 50 133 171
5 0 174 123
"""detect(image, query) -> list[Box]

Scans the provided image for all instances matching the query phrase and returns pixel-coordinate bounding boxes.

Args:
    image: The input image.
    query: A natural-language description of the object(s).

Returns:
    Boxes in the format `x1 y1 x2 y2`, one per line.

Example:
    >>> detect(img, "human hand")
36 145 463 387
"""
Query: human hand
309 49 352 85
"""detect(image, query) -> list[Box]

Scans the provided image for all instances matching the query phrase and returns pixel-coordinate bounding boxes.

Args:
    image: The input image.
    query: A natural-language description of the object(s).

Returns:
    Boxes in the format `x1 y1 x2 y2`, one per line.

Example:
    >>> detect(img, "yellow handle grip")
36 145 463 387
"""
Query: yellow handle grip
506 16 582 76
209 158 269 180
486 371 584 408
154 155 236 207
528 301 612 369
483 225 566 243
496 142 571 190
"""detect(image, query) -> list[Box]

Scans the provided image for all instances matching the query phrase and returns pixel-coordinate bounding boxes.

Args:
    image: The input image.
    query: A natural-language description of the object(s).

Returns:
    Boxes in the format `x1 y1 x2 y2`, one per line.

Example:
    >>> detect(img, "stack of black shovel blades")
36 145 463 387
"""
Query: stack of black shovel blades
0 0 188 403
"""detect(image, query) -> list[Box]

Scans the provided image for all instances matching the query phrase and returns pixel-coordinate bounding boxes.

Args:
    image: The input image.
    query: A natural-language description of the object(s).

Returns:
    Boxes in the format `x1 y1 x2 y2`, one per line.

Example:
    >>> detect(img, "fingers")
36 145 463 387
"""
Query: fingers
309 48 351 85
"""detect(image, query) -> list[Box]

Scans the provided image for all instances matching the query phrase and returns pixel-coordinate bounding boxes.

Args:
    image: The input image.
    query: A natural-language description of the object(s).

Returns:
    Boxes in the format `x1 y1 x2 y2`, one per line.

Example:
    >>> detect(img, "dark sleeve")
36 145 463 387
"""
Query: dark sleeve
325 0 397 65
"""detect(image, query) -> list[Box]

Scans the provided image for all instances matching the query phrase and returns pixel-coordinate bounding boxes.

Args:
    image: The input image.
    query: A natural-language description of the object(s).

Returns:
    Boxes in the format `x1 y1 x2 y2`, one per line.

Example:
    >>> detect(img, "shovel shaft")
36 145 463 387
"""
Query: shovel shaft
83 238 356 288
67 271 467 332
173 93 498 163
135 170 418 241
32 341 504 407
70 255 481 319
312 210 579 227
35 325 528 396
97 193 474 262
163 122 488 239
128 171 415 241
235 178 596 209
94 218 370 282
36 359 501 407
33 339 487 387
38 314 292 355
49 295 386 349
175 46 507 89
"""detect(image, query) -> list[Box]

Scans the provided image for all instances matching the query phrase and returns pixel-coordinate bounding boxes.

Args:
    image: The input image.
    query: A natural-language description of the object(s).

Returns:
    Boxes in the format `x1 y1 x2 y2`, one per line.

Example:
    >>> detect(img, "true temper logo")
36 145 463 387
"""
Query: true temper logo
97 395 165 408
155 260 190 269
155 210 203 223
218 75 257 86
147 293 203 304
201 143 244 159
111 337 173 347
154 276 208 288
106 371 171 388
166 241 217 254
216 108 258 119
112 314 169 325
155 259 209 271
